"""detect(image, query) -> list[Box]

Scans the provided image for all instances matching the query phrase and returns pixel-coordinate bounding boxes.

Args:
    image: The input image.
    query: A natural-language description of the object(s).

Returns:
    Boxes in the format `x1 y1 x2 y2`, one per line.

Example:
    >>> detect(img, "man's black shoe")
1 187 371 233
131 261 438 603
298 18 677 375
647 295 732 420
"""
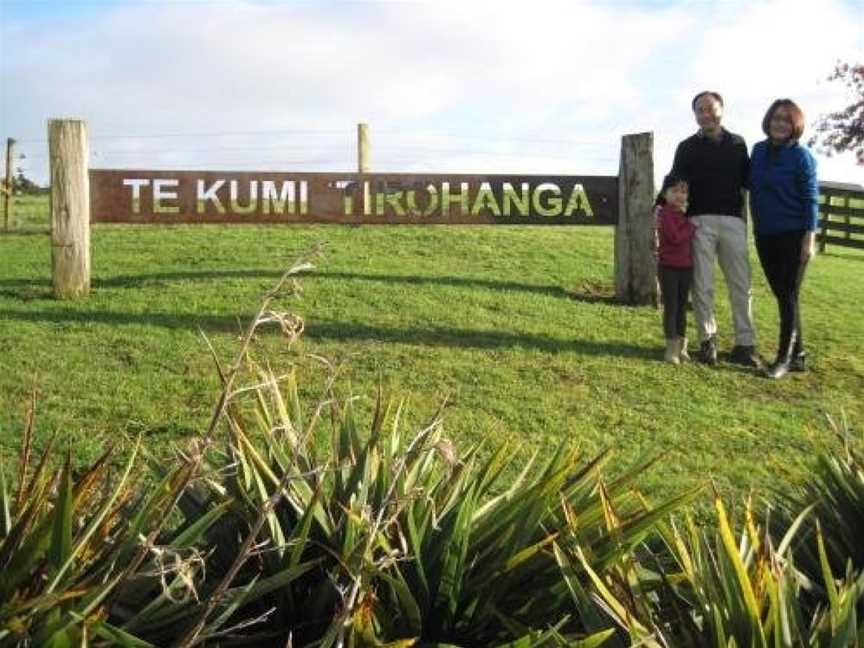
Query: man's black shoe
697 337 718 366
729 345 760 368
789 351 807 372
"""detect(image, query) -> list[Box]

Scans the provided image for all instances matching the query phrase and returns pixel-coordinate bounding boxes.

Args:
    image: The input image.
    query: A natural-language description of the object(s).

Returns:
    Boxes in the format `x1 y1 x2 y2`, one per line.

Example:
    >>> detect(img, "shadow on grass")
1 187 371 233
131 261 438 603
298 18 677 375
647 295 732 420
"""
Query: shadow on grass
0 270 620 304
821 250 864 262
0 308 652 359
0 281 53 301
0 228 50 237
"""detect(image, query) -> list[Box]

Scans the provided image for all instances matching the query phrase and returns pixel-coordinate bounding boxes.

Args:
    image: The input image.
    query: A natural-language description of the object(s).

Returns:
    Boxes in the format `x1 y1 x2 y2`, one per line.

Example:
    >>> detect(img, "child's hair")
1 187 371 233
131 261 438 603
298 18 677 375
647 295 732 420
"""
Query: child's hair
655 174 688 207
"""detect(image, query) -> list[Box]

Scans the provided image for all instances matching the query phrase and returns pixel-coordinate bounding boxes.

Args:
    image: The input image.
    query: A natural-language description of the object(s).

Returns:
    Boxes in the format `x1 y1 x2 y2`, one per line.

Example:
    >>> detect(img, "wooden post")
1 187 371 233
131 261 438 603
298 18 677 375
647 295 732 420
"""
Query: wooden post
49 119 90 298
818 191 828 253
843 195 851 241
3 138 14 230
614 132 657 305
819 212 829 252
358 123 370 173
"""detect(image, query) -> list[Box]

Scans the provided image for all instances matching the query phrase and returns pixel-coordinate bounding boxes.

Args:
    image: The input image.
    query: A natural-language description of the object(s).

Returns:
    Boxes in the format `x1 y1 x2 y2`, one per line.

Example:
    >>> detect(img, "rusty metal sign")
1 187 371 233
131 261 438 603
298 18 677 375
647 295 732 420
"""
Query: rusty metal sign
89 170 618 225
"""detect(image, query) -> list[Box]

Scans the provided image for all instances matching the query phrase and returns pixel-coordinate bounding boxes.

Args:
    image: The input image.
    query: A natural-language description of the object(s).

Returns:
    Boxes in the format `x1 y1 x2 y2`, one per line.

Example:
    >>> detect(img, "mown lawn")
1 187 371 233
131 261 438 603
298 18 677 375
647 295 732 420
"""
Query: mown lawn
1 194 862 504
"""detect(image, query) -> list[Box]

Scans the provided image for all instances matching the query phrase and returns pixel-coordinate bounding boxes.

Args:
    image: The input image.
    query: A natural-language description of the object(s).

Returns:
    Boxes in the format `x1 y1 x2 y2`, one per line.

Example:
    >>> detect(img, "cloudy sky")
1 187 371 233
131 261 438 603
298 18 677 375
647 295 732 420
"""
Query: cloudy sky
1 0 862 187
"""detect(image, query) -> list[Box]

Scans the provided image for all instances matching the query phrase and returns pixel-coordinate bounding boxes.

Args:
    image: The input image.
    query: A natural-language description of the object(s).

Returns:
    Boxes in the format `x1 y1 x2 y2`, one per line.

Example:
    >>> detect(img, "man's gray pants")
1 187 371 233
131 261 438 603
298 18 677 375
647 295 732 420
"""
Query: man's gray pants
690 214 755 347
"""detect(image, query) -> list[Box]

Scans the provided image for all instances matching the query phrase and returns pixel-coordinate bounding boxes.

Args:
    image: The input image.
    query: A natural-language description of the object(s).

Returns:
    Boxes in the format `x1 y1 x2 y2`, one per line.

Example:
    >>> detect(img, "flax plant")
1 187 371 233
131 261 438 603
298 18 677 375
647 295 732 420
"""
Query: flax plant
155 336 702 645
0 248 324 647
775 414 864 587
576 491 864 647
0 396 197 647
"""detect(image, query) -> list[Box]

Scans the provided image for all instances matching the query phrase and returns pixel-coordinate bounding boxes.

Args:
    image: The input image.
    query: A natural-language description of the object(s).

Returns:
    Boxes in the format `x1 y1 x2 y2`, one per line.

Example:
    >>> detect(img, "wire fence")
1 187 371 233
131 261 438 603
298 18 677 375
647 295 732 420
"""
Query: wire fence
7 127 622 182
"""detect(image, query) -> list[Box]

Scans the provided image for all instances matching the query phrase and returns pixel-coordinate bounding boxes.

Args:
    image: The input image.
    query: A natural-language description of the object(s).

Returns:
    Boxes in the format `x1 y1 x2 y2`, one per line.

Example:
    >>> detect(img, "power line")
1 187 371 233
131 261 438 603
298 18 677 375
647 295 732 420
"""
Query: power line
11 128 352 144
17 140 617 161
11 129 619 147
376 130 617 146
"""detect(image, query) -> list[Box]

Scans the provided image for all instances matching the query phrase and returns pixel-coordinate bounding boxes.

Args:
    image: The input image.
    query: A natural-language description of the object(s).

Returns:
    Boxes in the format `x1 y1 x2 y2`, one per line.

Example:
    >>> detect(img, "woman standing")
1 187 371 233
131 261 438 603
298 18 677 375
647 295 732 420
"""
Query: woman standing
750 99 819 379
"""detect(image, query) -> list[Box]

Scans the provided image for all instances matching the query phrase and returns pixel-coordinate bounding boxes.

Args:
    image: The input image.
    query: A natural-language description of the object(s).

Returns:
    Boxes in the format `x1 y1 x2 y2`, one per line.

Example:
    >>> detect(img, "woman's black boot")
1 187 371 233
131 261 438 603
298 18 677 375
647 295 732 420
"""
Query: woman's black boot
764 331 796 379
789 351 807 372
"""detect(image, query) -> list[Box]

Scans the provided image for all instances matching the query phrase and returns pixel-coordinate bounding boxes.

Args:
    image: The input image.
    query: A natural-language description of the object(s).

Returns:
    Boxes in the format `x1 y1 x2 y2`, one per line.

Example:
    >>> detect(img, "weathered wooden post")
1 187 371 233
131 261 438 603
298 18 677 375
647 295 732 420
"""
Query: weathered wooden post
842 195 851 242
49 119 90 298
3 137 14 230
358 123 370 173
818 191 828 253
358 123 371 217
614 132 657 305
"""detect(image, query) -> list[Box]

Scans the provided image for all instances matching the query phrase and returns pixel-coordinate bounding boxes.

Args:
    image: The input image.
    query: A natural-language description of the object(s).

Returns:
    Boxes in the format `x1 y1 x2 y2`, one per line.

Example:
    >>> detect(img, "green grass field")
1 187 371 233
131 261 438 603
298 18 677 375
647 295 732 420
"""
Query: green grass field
2 195 863 503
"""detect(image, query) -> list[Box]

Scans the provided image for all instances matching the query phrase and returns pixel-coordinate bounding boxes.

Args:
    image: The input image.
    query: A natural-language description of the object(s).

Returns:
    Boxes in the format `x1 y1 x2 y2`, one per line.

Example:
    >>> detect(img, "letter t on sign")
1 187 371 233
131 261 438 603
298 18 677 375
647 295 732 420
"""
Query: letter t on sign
123 178 150 214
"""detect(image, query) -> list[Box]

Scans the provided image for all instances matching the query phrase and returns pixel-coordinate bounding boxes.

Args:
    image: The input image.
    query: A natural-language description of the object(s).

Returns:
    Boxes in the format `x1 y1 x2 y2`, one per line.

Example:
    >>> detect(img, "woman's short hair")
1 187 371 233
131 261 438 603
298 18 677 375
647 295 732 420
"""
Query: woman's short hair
762 99 806 140
691 91 724 111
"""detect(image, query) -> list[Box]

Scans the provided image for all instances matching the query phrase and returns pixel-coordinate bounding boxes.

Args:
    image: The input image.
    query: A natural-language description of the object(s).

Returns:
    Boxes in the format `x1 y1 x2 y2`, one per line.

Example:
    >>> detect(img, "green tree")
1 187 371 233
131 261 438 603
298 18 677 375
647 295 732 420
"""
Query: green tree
12 168 44 194
809 62 864 165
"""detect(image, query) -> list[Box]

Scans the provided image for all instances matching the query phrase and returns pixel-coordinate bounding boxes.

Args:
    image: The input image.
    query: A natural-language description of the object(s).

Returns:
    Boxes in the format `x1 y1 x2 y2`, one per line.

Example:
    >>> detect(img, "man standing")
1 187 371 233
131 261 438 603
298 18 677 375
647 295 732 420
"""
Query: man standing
671 91 758 366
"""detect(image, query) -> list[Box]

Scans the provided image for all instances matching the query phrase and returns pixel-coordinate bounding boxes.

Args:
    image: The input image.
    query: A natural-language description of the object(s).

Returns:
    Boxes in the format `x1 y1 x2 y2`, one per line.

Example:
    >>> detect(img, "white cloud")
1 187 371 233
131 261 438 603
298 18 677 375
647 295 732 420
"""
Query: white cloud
1 0 860 184
651 0 862 181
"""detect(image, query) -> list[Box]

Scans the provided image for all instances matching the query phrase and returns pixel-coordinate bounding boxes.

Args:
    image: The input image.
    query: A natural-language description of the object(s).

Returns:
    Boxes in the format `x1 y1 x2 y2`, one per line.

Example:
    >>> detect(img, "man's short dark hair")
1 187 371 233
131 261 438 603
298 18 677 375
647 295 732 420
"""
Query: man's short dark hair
692 91 724 111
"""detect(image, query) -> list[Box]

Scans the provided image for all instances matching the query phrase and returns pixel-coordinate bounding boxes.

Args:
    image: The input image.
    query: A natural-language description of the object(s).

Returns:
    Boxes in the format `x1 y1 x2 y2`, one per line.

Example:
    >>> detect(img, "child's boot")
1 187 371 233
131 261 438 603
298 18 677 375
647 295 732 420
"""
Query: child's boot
678 337 690 362
664 339 680 364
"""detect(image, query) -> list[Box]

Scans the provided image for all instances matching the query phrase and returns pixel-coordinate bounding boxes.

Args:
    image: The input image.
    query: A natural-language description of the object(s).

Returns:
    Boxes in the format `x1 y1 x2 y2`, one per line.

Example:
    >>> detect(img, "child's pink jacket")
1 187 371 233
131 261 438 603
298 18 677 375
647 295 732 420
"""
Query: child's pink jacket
656 205 696 268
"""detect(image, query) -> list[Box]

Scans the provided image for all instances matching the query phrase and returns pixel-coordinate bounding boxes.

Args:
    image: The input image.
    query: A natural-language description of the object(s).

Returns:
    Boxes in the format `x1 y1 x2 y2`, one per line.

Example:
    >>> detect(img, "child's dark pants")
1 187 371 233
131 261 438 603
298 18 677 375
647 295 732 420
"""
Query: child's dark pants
658 265 693 339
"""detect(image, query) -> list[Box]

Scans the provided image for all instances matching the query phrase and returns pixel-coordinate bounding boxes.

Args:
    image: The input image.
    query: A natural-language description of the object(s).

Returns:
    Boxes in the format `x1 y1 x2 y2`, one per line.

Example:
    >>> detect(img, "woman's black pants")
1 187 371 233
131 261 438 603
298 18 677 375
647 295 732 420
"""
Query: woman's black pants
755 230 808 361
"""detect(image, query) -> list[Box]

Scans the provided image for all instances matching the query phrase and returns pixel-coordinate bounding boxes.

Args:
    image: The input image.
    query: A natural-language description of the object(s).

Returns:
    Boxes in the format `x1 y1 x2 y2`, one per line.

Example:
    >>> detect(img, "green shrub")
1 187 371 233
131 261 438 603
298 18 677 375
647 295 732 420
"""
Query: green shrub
582 492 864 647
777 415 864 580
0 405 193 646
179 366 700 646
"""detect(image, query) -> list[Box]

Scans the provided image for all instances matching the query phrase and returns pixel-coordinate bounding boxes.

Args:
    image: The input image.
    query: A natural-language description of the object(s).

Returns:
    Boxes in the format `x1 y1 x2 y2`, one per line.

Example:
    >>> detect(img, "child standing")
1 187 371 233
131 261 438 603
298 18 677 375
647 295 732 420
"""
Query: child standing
656 174 697 364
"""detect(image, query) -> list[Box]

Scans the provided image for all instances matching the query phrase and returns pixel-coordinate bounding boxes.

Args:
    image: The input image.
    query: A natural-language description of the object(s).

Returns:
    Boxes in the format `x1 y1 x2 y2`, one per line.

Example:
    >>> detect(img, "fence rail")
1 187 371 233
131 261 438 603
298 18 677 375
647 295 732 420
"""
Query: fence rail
818 183 864 251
